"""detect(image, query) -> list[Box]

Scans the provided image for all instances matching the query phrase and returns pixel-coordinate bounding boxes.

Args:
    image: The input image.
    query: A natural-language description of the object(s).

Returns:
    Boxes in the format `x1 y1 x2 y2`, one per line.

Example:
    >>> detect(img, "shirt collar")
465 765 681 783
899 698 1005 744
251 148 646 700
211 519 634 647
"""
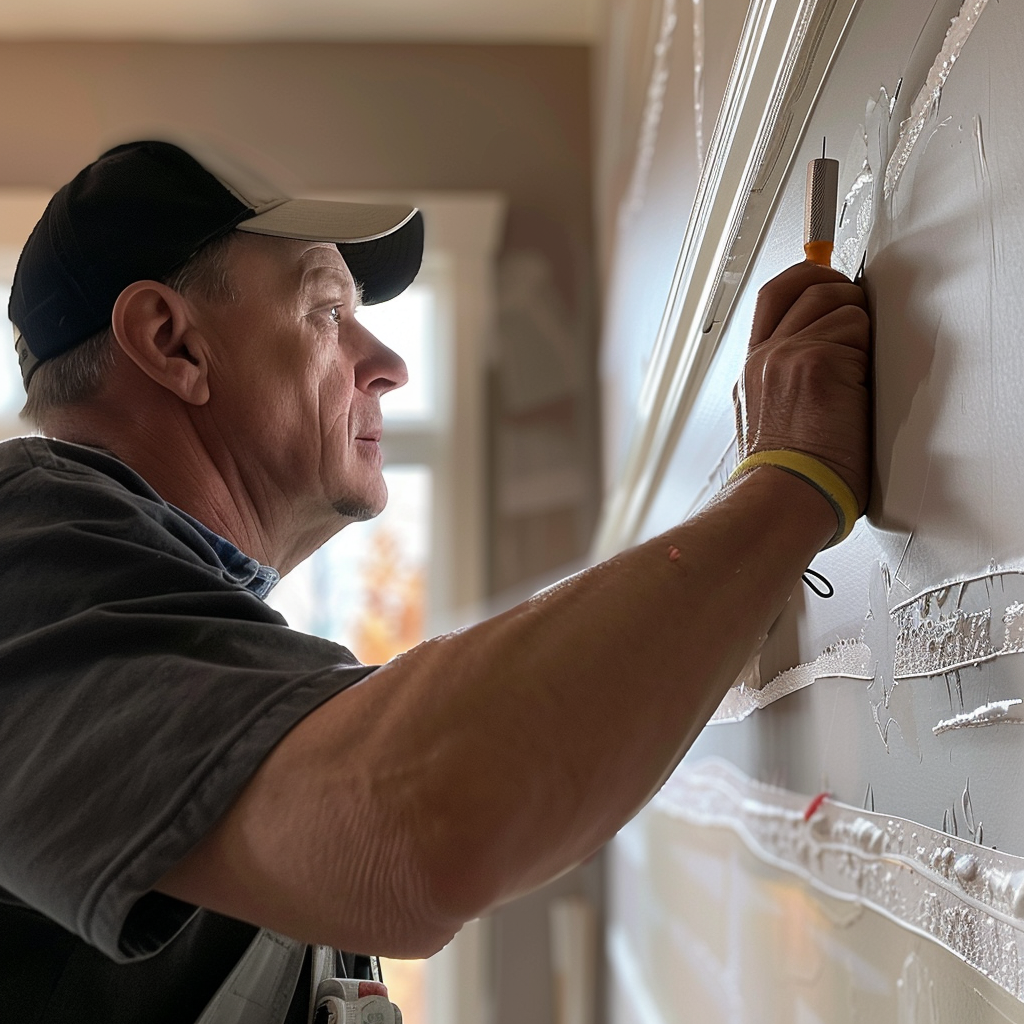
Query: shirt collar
42 442 283 600
169 506 281 600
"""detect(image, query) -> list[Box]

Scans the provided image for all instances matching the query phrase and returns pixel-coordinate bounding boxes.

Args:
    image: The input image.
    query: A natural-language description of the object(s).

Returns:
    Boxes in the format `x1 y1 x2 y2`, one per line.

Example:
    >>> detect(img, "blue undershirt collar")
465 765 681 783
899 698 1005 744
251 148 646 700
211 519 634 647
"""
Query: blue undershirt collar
168 506 281 600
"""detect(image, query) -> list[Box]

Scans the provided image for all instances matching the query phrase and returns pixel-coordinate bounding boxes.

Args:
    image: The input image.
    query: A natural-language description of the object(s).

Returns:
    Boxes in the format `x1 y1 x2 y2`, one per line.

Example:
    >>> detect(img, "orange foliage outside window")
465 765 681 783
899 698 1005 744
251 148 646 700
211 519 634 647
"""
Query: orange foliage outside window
352 526 426 666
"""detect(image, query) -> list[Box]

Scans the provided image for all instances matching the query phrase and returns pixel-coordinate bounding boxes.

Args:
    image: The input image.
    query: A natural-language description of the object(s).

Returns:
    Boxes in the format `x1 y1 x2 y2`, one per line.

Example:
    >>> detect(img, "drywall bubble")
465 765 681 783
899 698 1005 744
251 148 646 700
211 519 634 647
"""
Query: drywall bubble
955 853 979 883
1014 882 1024 920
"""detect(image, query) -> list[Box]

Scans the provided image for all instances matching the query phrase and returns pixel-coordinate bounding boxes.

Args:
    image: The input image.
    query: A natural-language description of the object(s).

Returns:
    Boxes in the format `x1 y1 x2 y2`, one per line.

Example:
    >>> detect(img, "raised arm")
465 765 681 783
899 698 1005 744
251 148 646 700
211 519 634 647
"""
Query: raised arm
156 261 871 958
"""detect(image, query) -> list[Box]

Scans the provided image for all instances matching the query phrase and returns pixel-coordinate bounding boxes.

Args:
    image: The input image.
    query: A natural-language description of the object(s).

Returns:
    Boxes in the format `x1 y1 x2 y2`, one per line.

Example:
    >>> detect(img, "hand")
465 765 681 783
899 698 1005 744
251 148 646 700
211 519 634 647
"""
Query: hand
734 261 871 512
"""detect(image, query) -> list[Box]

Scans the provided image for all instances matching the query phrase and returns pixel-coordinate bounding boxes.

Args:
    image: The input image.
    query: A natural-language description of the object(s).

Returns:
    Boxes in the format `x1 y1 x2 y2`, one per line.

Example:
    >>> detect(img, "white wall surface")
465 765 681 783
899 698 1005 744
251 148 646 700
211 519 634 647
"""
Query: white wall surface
598 0 1024 1018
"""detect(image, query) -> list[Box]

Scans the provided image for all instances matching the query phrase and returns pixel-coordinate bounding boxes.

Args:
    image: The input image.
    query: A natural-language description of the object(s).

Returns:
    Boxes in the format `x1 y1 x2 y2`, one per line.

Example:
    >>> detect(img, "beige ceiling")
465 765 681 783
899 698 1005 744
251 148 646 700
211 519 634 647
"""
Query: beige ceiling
0 0 600 43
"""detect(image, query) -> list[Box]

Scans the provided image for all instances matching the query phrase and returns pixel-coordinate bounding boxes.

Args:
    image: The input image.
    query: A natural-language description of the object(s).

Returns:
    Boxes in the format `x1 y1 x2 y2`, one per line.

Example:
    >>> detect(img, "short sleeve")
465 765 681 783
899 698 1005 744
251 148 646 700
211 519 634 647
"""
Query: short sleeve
0 439 375 962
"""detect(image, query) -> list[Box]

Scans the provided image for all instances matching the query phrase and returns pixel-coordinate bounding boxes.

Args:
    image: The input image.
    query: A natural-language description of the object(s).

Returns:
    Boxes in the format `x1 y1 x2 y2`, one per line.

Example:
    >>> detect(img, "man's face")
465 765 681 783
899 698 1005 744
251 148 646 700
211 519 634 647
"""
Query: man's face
192 233 408 528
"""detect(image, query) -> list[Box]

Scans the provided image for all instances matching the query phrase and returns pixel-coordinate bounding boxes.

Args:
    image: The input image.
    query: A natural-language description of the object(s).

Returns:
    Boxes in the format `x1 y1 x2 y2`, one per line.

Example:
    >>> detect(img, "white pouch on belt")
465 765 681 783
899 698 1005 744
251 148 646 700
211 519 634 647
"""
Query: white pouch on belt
313 977 402 1024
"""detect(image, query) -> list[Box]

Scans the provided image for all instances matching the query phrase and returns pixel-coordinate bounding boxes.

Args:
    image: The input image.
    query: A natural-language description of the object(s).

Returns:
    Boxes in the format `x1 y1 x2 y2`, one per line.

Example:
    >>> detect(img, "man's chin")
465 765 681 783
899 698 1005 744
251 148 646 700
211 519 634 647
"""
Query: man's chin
330 473 388 522
332 491 386 522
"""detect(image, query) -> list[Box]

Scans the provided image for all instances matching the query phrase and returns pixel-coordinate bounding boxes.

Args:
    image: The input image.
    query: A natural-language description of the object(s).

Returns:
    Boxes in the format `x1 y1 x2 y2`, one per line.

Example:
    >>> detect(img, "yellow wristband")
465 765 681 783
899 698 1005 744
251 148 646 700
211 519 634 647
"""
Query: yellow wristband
729 449 860 548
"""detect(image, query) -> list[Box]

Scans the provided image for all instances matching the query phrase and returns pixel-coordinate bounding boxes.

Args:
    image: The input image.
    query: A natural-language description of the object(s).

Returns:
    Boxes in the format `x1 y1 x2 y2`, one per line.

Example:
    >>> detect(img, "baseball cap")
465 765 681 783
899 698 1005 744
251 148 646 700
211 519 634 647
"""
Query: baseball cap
8 139 424 387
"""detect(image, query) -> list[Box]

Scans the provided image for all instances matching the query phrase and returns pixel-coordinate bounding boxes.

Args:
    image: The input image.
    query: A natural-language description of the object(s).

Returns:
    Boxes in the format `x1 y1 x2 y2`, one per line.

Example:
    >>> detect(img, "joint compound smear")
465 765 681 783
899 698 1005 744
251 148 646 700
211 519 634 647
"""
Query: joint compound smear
894 606 992 679
892 573 1024 679
710 638 873 723
833 126 874 278
933 699 1024 736
713 565 1024 725
883 0 990 200
692 0 706 170
833 159 873 278
657 759 1024 1003
619 0 678 227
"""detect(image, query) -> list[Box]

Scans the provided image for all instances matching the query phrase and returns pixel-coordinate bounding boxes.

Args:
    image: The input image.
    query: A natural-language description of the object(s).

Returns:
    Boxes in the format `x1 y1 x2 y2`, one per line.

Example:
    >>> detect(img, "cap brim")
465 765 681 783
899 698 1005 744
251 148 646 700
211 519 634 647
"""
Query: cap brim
238 198 417 243
236 200 423 305
338 211 424 306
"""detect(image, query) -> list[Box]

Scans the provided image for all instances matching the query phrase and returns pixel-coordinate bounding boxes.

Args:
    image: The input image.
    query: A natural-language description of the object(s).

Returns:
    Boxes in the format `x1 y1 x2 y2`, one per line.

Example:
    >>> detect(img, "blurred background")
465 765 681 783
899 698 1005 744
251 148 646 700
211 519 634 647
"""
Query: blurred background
0 0 742 1020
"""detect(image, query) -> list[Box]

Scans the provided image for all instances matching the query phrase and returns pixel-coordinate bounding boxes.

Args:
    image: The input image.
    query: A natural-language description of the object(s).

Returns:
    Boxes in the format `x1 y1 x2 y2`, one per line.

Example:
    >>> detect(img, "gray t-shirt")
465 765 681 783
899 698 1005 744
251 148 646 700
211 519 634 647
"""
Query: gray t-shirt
0 437 376 1021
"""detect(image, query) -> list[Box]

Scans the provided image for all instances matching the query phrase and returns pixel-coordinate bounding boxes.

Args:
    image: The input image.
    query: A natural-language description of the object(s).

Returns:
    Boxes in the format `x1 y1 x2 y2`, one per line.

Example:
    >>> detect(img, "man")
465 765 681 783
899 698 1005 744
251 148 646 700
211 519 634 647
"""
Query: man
0 140 870 1022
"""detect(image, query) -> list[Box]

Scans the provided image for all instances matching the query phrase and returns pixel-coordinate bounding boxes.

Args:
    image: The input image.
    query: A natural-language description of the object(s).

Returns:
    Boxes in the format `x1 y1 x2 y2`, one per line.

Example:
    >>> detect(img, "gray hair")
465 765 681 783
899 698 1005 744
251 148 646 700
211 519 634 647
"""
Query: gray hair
21 230 239 426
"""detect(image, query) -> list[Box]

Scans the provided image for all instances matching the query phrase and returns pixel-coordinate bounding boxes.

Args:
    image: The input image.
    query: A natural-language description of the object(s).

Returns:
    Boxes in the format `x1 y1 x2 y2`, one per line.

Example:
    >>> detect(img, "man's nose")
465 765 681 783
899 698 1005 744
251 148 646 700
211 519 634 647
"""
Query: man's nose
355 323 408 396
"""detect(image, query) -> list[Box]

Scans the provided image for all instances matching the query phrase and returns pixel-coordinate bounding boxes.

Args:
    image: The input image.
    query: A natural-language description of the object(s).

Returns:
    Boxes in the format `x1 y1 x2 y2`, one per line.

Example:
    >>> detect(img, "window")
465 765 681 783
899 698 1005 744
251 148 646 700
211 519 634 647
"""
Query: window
361 282 437 422
0 189 53 435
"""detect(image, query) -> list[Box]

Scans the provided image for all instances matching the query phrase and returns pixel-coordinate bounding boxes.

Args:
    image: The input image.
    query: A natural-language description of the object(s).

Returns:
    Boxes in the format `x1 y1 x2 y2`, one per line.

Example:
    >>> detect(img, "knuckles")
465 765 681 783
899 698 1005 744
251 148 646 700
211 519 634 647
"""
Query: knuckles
758 261 852 297
778 303 871 350
797 282 868 313
741 340 868 422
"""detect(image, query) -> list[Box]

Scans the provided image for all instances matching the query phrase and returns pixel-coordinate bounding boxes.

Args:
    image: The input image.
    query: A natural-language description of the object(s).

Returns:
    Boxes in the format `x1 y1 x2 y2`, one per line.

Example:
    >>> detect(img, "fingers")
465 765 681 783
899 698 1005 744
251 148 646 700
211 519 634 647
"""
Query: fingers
770 284 869 348
734 260 873 513
749 261 863 347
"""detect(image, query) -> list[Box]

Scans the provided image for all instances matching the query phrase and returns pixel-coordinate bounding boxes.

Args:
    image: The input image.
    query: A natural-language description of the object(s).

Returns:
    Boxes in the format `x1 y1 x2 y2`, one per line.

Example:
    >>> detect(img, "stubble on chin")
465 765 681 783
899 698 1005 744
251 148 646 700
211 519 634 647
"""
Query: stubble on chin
331 498 379 522
330 467 387 522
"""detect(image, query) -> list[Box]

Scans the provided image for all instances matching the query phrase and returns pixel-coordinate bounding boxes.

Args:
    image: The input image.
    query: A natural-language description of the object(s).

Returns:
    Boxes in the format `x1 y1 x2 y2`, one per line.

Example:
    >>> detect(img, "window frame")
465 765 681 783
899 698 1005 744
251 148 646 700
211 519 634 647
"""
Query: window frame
593 0 861 557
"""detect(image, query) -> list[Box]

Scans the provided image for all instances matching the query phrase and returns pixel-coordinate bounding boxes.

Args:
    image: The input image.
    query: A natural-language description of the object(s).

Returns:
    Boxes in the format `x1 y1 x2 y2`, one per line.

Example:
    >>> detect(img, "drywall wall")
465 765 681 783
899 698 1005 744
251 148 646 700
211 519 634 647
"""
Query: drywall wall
612 761 1024 1024
593 0 750 489
597 0 1024 1018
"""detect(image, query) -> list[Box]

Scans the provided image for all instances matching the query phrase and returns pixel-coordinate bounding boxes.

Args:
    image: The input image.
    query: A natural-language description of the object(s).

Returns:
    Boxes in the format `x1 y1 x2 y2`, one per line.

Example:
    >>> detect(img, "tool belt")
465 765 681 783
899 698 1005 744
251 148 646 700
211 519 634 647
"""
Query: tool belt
194 930 402 1024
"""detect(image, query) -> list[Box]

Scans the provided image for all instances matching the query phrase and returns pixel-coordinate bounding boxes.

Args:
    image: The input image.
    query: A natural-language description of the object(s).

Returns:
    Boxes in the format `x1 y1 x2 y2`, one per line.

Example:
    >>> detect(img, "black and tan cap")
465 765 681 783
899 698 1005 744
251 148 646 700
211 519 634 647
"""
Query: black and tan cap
8 139 424 387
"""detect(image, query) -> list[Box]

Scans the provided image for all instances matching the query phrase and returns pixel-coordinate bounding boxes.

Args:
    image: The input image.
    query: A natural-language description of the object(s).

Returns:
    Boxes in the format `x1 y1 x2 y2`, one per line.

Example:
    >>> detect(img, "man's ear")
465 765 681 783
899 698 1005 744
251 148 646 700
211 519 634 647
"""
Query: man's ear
110 282 211 405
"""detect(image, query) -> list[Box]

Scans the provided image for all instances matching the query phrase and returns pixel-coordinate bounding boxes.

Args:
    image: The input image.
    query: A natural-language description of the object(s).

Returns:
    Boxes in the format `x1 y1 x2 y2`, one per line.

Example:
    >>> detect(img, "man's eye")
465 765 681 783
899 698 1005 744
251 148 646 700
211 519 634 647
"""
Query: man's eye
329 307 340 324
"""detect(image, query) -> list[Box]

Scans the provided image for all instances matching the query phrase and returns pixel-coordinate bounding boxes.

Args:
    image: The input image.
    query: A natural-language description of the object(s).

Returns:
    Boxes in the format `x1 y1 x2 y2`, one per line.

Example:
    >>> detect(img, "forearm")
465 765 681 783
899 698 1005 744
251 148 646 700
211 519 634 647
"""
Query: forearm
353 466 836 922
157 467 834 957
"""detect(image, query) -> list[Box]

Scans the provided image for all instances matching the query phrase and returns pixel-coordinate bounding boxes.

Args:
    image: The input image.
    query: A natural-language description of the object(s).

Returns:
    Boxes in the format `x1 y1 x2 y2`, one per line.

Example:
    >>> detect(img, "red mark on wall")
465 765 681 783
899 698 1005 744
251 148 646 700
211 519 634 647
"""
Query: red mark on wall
804 792 830 821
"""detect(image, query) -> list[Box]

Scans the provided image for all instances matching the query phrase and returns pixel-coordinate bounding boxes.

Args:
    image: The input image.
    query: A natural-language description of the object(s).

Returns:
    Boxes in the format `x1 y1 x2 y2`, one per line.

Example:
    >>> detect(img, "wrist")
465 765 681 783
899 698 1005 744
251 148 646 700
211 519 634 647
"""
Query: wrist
730 449 858 548
725 462 838 553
